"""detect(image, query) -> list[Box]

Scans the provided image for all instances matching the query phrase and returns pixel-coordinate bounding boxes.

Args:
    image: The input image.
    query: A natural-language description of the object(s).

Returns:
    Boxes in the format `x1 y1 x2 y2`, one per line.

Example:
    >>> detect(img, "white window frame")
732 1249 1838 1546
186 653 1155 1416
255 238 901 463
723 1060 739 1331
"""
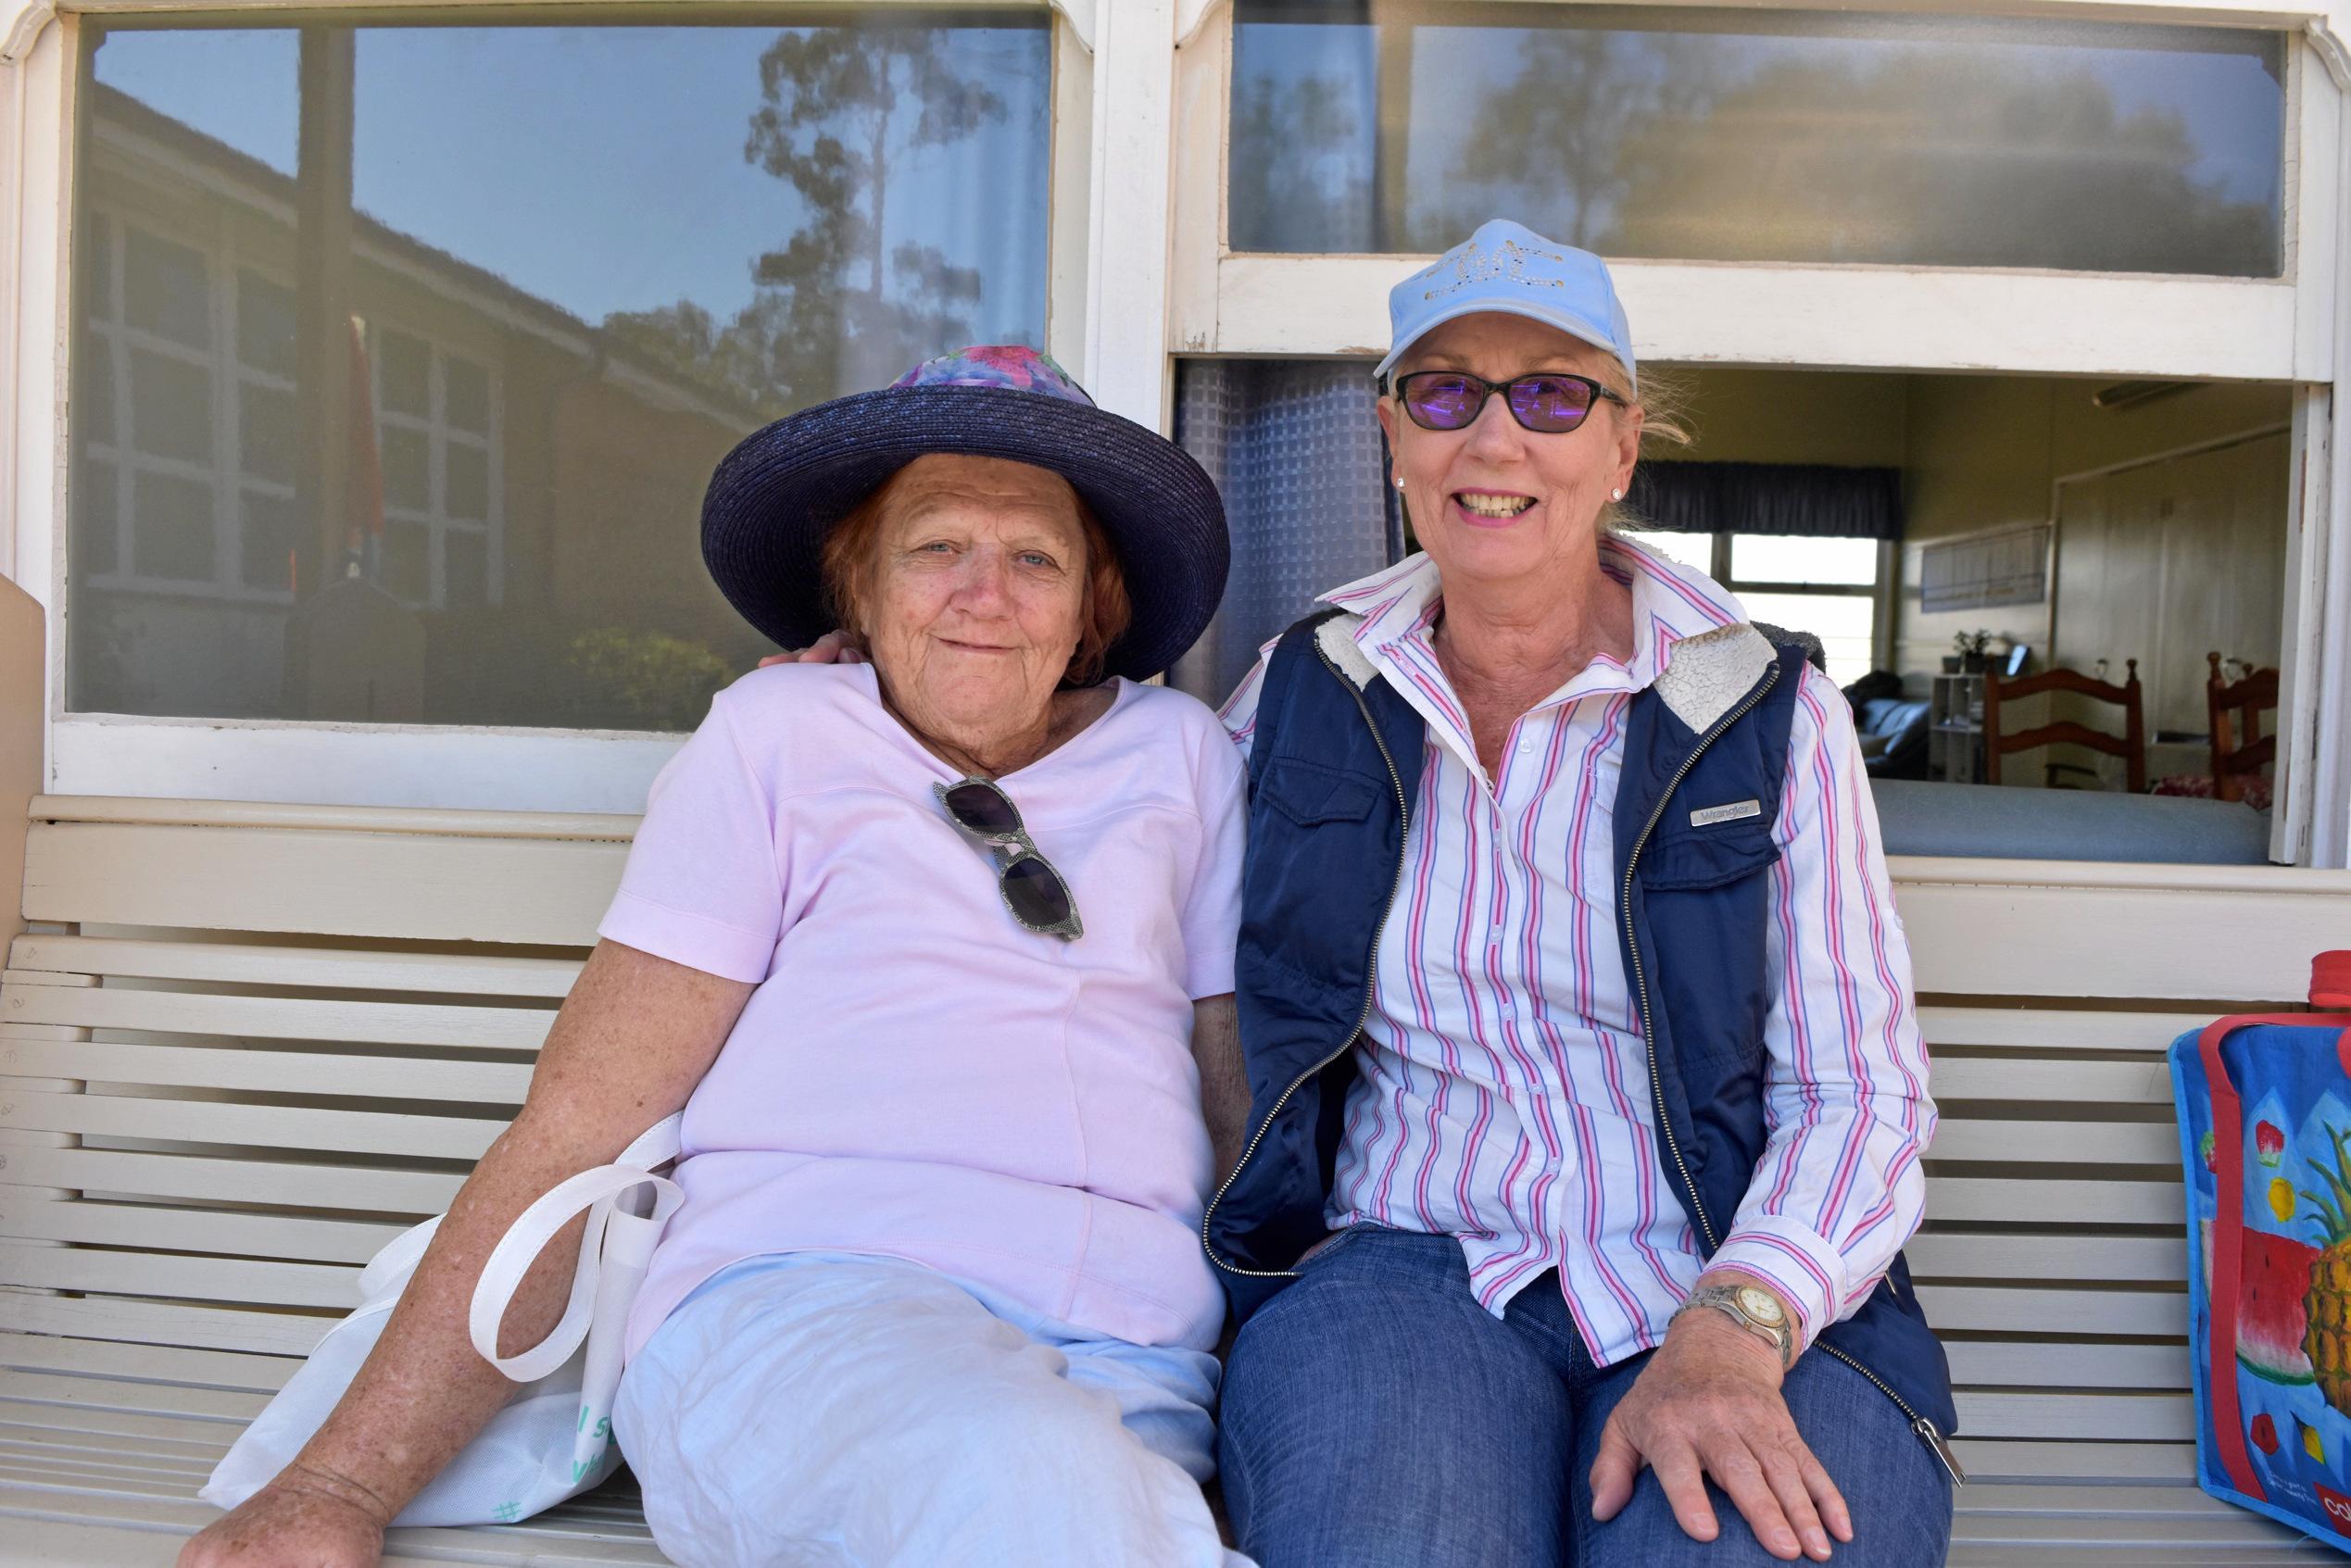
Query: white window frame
365 320 505 613
1168 0 2351 866
4 0 2348 859
2 0 1150 811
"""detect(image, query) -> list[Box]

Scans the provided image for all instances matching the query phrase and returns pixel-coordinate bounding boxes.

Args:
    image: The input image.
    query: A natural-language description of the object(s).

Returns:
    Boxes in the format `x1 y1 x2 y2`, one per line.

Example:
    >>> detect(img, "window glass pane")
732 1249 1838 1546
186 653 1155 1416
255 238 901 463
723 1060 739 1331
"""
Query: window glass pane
379 329 431 420
79 459 119 578
381 425 430 512
1231 3 2284 277
123 227 213 347
132 471 216 581
1737 590 1876 686
446 441 490 521
383 520 431 602
1613 527 1710 573
129 349 211 462
237 270 295 376
1729 533 1878 586
240 383 297 483
241 490 295 590
445 355 490 435
70 16 1052 727
81 333 116 446
446 528 488 609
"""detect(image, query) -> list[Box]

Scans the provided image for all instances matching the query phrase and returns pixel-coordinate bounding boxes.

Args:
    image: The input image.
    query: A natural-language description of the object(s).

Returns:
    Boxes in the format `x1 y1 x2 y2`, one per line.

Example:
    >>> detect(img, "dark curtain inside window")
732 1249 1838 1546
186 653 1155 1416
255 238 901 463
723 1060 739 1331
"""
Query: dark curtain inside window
1627 461 1904 541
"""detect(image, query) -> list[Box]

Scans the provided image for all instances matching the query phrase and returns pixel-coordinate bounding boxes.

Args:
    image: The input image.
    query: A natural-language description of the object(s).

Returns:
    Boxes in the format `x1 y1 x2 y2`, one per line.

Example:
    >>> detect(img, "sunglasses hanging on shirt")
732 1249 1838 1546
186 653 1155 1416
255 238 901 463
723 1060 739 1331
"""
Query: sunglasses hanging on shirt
935 777 1085 941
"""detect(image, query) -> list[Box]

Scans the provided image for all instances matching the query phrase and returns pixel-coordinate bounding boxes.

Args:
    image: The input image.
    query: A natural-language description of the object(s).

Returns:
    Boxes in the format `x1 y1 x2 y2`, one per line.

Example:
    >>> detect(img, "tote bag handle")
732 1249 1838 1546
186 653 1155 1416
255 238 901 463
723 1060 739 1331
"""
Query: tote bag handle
467 1115 685 1382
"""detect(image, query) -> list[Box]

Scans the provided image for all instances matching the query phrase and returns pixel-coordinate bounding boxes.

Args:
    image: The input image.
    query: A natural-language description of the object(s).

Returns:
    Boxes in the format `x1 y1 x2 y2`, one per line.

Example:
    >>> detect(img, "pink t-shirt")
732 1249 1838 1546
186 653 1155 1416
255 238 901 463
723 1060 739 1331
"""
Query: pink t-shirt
605 664 1246 1358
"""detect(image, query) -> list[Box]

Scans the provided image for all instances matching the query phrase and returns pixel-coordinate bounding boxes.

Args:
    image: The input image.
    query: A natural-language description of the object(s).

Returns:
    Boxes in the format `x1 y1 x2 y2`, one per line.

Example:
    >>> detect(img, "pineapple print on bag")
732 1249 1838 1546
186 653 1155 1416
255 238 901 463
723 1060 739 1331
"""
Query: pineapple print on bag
2299 1123 2351 1414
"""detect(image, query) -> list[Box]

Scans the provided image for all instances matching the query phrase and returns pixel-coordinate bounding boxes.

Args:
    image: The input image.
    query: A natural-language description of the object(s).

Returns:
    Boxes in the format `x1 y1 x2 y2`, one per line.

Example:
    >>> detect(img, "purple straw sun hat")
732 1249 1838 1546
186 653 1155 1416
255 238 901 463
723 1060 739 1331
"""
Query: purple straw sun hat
700 345 1229 684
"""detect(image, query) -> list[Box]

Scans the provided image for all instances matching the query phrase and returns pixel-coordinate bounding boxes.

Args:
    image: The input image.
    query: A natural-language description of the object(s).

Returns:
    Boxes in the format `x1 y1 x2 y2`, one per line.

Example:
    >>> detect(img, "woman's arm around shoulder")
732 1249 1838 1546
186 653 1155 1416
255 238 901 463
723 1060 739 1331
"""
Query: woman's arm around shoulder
178 940 754 1568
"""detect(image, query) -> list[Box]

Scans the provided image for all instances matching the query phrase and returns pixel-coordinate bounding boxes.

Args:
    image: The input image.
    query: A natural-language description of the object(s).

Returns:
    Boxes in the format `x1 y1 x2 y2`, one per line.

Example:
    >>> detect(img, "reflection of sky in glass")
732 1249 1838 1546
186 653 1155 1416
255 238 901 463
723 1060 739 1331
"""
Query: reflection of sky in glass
92 23 1050 339
1232 6 2283 274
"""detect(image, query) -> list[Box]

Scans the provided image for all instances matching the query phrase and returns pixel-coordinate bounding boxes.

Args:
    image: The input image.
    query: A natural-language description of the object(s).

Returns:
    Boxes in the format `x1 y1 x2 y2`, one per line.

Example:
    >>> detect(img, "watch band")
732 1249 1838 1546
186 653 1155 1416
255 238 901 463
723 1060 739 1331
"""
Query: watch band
1676 1282 1796 1369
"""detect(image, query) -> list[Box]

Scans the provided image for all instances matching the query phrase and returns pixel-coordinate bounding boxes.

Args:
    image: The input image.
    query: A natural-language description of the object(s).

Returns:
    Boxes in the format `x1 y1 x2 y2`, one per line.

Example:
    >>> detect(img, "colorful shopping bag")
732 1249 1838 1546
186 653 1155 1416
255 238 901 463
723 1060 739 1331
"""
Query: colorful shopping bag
2171 952 2351 1548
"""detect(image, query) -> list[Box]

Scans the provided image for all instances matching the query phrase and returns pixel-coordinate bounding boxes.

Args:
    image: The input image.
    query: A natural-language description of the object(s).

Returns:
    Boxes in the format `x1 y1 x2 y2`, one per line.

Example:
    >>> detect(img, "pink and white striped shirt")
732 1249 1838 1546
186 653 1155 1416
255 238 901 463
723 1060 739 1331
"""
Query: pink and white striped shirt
1217 536 1934 1367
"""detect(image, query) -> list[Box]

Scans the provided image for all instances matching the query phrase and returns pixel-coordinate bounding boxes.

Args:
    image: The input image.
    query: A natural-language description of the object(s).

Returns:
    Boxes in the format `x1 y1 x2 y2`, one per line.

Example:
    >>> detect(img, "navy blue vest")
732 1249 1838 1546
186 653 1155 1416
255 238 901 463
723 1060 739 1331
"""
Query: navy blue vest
1204 608 1959 1458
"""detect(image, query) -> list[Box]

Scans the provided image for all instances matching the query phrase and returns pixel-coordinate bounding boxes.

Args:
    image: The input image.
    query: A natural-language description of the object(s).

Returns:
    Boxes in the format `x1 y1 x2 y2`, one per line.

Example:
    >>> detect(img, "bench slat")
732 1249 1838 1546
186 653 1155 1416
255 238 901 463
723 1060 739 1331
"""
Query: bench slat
6 935 579 998
1 1197 406 1264
0 1336 295 1393
1930 1119 2180 1165
1 1088 504 1161
1 984 554 1054
0 1246 358 1310
0 1144 461 1214
1946 1340 2191 1390
1956 1390 2195 1442
0 1037 533 1105
1918 1007 2221 1054
1952 1439 2198 1482
1915 1286 2182 1336
21 819 624 947
1926 1177 2179 1226
0 1297 333 1359
1932 1058 2179 1105
1 1371 267 1424
1908 1233 2186 1284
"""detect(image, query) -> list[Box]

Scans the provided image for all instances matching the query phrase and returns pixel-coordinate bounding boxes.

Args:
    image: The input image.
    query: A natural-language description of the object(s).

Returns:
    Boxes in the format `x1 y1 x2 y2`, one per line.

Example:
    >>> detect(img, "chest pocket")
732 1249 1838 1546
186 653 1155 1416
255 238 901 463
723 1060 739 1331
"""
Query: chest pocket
1637 817 1780 892
1256 756 1383 828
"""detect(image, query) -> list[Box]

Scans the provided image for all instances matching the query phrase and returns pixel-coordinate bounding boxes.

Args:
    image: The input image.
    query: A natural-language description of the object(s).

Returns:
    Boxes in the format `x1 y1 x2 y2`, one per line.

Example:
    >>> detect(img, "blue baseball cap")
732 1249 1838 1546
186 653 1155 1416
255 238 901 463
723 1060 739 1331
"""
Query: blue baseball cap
1374 220 1637 391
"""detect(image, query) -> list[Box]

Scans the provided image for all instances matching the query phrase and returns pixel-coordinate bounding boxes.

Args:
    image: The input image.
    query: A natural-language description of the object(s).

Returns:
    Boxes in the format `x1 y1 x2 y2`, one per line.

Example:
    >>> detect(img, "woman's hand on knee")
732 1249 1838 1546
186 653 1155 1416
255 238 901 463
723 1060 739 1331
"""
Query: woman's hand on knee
1587 1311 1851 1564
178 1466 388 1568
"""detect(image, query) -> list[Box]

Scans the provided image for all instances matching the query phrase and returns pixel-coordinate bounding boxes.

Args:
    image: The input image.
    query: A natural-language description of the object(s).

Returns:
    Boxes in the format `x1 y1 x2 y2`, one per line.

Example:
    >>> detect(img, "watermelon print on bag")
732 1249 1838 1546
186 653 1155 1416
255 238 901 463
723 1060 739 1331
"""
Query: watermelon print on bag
2173 961 2351 1550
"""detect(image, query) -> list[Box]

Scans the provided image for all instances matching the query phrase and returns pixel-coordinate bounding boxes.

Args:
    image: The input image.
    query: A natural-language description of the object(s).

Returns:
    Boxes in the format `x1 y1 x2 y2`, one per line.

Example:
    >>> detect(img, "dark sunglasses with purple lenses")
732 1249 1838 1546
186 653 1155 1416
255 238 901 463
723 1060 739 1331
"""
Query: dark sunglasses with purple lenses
1393 370 1627 435
935 777 1084 940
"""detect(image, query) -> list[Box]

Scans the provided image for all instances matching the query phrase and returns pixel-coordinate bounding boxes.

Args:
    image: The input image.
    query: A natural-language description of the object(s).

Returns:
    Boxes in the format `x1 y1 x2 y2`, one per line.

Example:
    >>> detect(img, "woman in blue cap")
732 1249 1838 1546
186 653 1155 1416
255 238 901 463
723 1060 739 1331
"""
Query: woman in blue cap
1201 221 1955 1567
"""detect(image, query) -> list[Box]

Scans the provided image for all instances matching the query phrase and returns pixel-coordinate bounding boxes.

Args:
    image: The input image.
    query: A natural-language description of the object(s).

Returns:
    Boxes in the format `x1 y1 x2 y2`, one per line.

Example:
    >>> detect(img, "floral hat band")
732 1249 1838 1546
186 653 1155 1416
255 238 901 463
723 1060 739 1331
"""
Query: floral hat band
887 345 1098 406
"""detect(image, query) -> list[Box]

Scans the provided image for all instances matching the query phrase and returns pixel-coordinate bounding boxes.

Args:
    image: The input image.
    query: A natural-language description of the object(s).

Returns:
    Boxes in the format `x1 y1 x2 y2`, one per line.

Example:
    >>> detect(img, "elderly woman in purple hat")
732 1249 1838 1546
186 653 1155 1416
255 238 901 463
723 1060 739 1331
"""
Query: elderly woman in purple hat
181 348 1256 1568
1198 221 1954 1567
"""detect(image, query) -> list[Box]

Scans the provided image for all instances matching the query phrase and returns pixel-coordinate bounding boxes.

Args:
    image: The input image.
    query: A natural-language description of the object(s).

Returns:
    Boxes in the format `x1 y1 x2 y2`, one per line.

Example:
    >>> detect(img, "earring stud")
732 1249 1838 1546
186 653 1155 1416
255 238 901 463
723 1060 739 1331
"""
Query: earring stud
1394 476 1406 491
1610 488 1625 501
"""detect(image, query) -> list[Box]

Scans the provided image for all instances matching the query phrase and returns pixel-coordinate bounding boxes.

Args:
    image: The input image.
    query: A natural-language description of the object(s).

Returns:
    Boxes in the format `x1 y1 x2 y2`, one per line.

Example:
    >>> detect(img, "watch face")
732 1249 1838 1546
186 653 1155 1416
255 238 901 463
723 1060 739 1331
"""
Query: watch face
1736 1286 1787 1326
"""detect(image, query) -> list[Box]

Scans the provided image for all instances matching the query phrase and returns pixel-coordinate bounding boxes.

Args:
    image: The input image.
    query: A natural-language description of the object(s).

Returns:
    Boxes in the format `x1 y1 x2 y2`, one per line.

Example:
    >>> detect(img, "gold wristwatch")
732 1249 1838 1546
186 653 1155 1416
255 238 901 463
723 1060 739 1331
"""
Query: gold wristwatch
1676 1282 1796 1369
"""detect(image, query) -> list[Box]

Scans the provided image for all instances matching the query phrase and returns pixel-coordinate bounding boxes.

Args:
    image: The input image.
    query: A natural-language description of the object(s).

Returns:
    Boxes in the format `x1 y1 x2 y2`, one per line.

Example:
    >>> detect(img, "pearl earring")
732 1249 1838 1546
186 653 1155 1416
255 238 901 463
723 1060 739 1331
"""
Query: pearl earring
1394 476 1406 491
1611 488 1625 501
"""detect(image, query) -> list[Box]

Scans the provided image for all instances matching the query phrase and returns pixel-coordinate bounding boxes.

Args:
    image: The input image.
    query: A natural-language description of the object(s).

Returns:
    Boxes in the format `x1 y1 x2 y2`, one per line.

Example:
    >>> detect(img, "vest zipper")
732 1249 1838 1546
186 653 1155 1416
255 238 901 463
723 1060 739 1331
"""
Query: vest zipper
1202 633 1413 1279
1620 659 1965 1487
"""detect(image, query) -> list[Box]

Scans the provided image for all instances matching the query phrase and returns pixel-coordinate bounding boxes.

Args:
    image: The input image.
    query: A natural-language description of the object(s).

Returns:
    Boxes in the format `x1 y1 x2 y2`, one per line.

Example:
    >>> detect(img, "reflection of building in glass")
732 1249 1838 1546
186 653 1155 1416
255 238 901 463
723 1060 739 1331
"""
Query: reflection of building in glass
72 86 773 731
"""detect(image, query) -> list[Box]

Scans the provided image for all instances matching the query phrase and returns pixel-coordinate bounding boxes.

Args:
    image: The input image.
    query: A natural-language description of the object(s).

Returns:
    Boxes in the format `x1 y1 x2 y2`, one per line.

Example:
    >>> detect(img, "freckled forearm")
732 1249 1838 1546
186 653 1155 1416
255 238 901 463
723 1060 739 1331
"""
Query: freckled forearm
283 1125 598 1521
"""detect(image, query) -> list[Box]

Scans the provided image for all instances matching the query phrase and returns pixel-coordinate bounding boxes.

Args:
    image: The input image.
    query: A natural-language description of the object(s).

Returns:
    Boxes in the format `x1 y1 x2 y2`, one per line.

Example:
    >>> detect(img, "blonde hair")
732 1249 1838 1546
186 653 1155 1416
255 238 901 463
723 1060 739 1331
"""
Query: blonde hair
1600 358 1694 535
819 467 1134 689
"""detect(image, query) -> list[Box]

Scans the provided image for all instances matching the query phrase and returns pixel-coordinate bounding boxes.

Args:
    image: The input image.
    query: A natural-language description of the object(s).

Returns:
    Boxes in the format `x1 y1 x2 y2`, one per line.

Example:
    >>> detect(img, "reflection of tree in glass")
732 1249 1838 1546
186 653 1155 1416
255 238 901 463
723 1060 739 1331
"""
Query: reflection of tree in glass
1229 72 1370 253
1437 32 1716 255
1600 53 2274 275
603 27 1006 420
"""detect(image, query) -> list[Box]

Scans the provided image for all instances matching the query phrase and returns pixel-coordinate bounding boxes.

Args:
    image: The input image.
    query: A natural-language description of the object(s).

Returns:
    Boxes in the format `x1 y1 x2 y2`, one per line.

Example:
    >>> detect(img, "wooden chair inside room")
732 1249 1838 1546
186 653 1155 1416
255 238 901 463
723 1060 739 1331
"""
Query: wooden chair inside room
2206 652 2280 804
1983 660 2146 794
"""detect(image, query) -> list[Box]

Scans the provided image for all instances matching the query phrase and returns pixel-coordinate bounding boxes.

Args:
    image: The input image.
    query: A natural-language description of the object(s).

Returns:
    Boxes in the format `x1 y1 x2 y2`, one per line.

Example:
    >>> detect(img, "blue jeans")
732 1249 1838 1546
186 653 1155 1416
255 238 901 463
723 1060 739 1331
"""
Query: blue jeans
1217 1228 1952 1568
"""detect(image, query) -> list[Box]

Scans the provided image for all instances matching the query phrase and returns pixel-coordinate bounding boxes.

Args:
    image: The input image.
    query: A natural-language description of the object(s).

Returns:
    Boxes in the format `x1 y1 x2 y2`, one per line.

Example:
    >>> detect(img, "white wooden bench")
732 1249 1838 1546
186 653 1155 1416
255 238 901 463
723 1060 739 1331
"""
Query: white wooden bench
5 781 2351 1564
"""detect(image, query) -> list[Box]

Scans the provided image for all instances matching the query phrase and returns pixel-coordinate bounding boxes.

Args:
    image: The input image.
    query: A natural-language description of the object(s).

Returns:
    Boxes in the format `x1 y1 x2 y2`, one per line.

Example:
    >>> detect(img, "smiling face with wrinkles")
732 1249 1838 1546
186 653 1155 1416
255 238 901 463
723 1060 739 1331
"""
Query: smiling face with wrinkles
854 453 1091 762
1377 311 1644 599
